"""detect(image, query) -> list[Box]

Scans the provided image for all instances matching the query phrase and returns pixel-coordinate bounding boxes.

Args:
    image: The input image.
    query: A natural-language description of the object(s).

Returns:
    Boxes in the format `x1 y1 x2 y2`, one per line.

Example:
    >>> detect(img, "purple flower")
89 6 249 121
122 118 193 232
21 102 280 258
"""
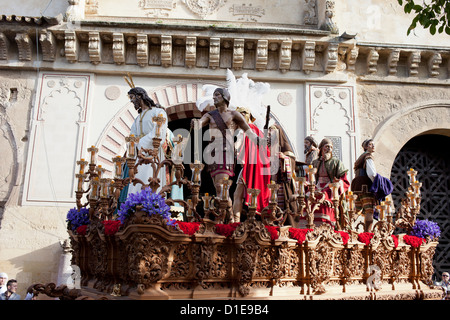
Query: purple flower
410 219 441 239
117 188 173 226
66 207 90 230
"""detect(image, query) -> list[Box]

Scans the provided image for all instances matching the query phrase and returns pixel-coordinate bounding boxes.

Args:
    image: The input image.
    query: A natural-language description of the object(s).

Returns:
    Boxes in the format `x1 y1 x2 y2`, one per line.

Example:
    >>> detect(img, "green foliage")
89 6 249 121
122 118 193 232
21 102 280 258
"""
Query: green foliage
398 0 450 35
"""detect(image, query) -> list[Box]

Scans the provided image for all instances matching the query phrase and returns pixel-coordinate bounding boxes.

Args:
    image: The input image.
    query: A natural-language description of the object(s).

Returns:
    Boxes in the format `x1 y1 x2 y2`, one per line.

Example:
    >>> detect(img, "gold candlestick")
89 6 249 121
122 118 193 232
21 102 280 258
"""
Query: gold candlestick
221 177 232 201
90 177 100 201
112 156 125 179
295 177 306 197
100 178 111 199
126 134 139 159
268 181 279 203
248 188 260 209
87 145 98 166
202 193 211 210
330 181 341 201
407 168 417 184
346 191 358 212
152 113 166 138
306 165 316 185
76 173 87 192
190 160 204 185
77 158 88 174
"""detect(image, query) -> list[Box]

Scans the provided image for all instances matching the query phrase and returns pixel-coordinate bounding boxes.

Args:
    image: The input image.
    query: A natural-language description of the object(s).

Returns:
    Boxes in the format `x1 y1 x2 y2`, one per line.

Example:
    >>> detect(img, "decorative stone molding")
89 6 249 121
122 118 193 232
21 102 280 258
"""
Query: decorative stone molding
256 39 268 71
345 46 358 72
136 34 149 67
0 32 9 60
232 38 244 70
408 51 421 77
209 37 220 70
39 31 56 62
182 0 226 19
304 0 318 25
65 30 79 63
279 40 292 73
428 52 442 78
112 33 125 65
138 0 176 17
325 43 338 73
85 0 99 15
185 36 196 68
302 41 315 74
15 33 32 61
229 3 265 22
0 24 448 82
88 32 101 65
367 48 379 74
388 49 400 76
161 35 172 68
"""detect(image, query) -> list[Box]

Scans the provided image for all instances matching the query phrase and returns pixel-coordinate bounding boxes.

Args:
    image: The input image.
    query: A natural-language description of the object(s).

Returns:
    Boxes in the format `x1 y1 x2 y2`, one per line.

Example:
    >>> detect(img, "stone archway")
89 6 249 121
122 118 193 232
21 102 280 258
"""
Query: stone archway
390 133 450 278
372 102 450 177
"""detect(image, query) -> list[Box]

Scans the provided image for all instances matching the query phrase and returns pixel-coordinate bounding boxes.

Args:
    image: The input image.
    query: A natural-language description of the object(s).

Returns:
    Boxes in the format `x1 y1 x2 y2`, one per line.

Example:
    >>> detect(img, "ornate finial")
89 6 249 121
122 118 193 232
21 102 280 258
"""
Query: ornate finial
124 72 135 88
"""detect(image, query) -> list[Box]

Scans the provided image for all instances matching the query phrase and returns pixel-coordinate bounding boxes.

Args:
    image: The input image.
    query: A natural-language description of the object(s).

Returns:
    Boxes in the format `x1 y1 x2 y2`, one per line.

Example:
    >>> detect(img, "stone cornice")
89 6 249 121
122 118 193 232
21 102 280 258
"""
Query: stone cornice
0 20 449 85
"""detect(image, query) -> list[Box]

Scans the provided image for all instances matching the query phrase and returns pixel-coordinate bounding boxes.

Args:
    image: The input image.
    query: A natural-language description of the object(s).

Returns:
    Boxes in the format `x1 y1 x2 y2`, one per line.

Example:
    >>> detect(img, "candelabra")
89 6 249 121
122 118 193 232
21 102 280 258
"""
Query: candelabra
395 168 422 233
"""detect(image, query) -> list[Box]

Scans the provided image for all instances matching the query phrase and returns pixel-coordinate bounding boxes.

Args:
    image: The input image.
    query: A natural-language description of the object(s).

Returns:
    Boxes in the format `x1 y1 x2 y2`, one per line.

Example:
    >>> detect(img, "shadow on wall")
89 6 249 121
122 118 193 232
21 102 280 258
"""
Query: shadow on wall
7 242 63 300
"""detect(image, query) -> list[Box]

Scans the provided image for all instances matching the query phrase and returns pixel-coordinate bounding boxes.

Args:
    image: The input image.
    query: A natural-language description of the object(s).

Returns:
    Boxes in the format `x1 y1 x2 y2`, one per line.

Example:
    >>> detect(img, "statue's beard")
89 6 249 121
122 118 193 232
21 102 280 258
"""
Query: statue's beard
133 99 142 113
304 145 311 154
323 152 332 161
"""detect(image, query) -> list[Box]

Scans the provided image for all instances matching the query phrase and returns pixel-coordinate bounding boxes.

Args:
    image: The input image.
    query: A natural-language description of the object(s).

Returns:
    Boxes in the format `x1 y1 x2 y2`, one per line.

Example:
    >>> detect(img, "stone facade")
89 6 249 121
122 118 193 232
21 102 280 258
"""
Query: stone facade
0 0 449 298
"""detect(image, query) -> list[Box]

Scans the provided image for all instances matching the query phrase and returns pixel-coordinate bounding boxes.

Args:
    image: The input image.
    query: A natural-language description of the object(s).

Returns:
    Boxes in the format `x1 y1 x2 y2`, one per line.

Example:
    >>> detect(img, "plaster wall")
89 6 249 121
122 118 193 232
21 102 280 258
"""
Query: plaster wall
0 0 449 298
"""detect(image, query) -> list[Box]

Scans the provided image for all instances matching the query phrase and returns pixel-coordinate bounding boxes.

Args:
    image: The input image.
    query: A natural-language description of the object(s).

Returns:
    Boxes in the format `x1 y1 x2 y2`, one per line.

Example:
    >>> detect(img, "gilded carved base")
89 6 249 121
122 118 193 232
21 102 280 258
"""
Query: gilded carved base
67 214 440 300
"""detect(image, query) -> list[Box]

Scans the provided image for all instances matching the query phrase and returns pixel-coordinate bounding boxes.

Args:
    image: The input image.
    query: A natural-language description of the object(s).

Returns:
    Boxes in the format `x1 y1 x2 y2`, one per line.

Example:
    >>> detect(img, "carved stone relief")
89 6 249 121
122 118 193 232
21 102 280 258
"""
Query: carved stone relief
182 0 227 19
138 0 177 17
229 4 265 22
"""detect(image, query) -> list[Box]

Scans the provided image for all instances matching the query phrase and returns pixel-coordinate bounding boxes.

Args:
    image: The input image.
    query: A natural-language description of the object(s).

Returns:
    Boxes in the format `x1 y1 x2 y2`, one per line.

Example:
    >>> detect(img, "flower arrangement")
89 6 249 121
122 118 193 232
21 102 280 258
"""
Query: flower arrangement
76 225 88 235
403 234 425 248
391 235 399 248
175 221 201 235
102 220 121 235
335 230 349 245
117 187 173 226
216 222 240 237
410 219 441 240
357 232 374 246
66 207 90 231
265 225 279 241
288 228 313 244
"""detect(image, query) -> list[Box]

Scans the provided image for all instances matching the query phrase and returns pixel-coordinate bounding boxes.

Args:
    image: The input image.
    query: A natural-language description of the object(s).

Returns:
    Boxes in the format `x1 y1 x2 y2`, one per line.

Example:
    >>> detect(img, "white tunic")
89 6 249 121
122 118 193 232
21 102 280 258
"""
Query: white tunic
127 107 168 196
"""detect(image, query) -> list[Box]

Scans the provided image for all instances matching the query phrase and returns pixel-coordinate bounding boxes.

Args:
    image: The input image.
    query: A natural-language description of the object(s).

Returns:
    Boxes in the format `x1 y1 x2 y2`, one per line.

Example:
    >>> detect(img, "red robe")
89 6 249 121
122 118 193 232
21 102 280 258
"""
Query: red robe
239 123 271 212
